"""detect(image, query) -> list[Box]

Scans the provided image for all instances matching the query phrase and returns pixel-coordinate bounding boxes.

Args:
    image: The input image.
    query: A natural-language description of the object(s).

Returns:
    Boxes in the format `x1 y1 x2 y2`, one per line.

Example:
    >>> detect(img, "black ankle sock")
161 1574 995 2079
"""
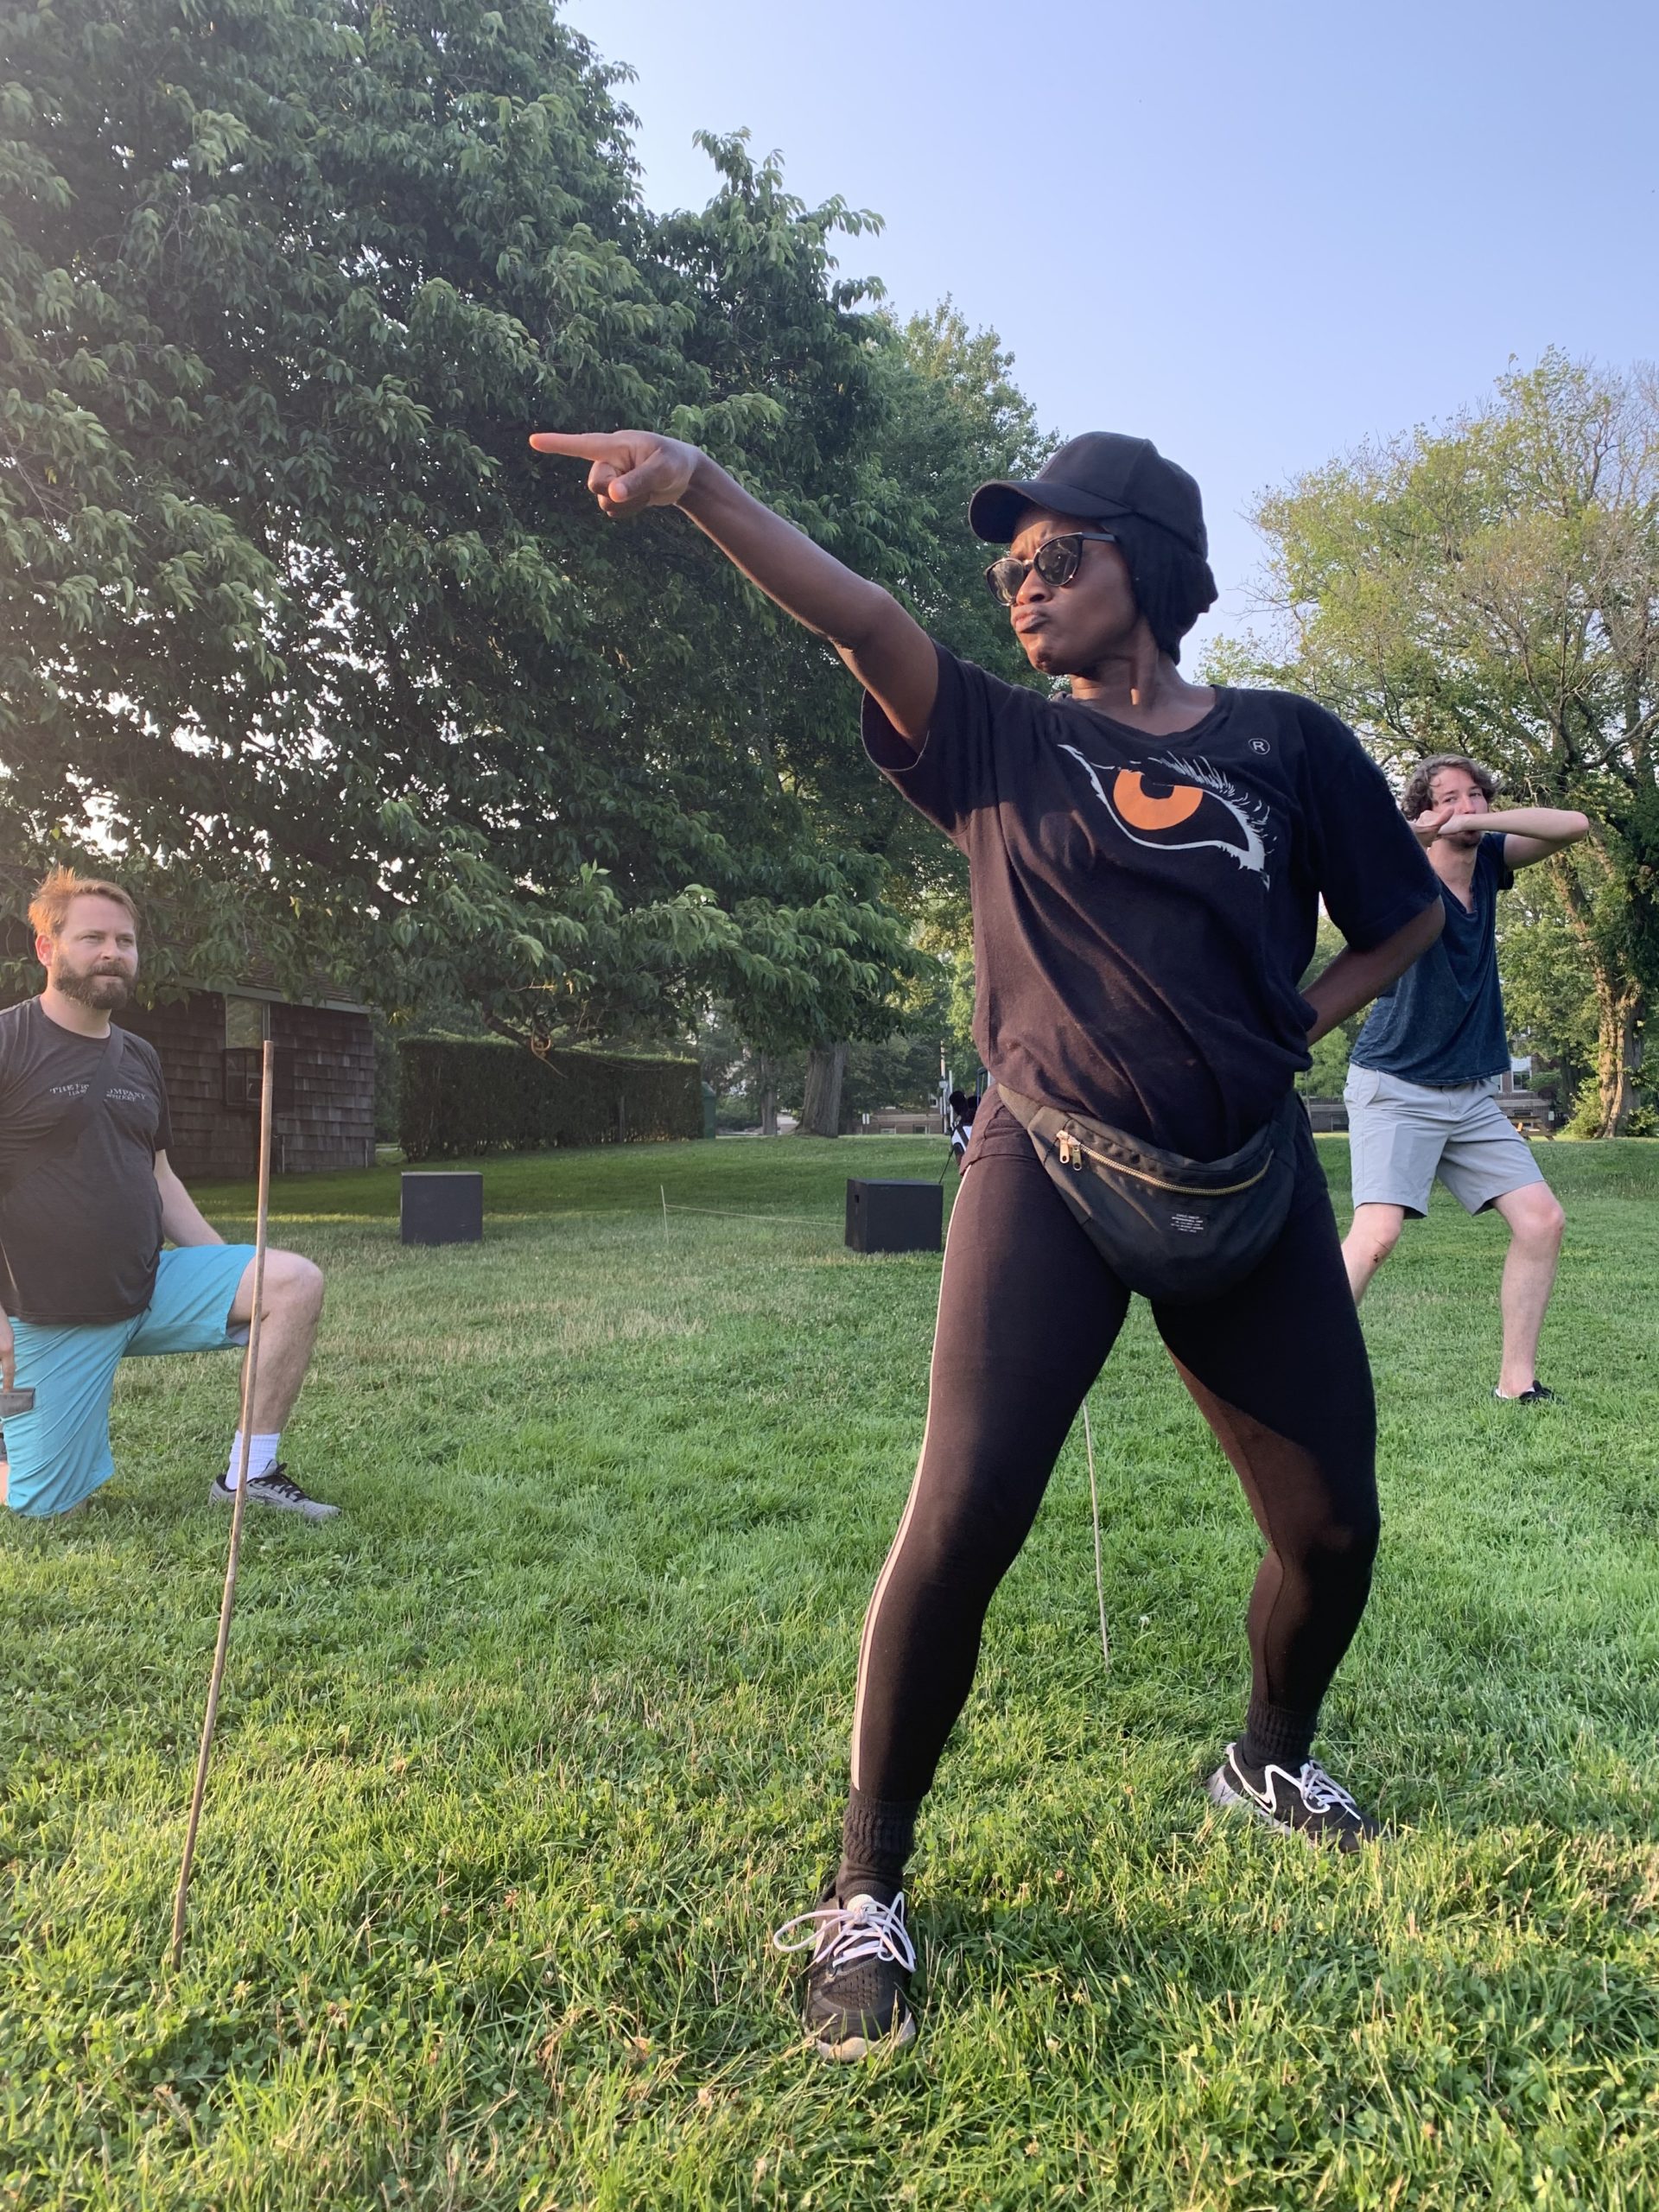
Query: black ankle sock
1238 1699 1317 1776
836 1787 919 1905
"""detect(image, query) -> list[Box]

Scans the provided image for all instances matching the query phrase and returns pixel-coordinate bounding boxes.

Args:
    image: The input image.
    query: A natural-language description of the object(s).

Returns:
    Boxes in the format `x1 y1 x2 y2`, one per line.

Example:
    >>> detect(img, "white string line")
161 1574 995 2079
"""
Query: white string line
658 1201 842 1226
1083 1398 1110 1671
658 1200 960 1229
664 1194 1106 1663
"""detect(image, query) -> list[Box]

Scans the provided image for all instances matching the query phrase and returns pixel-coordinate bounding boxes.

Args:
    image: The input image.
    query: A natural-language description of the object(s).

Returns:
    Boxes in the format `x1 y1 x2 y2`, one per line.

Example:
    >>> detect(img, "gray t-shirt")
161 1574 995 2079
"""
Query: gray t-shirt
0 999 174 1322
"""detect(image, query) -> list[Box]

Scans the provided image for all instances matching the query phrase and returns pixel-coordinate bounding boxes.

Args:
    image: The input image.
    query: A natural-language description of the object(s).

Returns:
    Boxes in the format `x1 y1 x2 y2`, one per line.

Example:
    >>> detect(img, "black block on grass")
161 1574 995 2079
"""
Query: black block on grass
845 1178 941 1255
401 1170 484 1246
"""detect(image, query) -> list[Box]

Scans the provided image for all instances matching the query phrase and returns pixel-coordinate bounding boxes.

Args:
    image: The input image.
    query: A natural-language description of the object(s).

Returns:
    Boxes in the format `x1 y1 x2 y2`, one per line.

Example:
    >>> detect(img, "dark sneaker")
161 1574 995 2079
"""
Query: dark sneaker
772 1878 918 2060
210 1464 340 1522
1206 1743 1379 1851
1493 1382 1559 1404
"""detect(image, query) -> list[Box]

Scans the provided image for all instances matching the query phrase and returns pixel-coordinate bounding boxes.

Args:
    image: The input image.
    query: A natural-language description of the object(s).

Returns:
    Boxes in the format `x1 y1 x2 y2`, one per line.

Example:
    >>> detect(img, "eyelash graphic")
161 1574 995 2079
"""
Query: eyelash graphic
1160 756 1273 874
1058 745 1273 882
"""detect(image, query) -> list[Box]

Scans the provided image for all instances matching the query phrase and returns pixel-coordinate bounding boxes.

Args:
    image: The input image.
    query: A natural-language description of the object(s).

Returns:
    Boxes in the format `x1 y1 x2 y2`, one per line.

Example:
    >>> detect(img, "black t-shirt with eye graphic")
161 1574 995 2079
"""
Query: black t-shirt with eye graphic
863 644 1439 1160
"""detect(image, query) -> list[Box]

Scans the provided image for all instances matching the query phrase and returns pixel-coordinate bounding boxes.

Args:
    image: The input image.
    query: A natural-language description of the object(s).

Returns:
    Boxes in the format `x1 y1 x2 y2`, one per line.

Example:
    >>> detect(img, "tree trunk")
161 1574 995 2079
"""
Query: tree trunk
1554 848 1645 1136
798 1041 849 1138
755 1052 779 1137
1593 974 1643 1136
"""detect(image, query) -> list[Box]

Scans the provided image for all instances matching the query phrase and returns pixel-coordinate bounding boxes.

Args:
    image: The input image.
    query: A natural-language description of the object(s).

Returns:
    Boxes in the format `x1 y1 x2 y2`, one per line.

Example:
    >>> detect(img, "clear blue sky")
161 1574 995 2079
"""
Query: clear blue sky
561 0 1658 657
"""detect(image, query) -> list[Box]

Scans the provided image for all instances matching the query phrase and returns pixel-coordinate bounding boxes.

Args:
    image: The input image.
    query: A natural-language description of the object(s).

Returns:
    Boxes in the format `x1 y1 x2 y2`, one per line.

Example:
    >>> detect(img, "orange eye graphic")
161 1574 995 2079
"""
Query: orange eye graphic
1111 770 1204 830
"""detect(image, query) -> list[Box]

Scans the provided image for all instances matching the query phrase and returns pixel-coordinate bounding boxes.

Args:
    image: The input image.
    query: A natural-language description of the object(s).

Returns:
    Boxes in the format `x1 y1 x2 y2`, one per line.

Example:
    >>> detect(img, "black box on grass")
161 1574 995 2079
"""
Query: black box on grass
401 1170 484 1246
845 1178 942 1255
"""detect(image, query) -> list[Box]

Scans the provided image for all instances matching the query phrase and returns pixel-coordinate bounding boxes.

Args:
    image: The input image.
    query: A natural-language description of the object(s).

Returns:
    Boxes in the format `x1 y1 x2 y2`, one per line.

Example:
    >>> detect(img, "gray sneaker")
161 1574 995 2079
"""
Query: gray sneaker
210 1464 340 1521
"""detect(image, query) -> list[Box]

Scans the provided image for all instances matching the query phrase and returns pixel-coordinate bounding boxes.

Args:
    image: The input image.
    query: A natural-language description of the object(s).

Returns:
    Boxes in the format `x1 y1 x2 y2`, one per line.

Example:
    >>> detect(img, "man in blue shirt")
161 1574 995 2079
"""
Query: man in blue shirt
1342 755 1590 1401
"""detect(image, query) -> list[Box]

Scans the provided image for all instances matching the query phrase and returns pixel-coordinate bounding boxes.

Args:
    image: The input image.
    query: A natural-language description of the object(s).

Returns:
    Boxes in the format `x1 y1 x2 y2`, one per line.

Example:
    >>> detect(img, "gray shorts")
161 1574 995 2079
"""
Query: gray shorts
1344 1065 1548 1218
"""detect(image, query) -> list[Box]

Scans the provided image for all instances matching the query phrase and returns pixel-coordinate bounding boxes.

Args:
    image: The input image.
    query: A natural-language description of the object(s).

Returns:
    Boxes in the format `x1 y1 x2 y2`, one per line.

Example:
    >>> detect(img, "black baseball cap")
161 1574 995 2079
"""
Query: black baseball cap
969 432 1208 558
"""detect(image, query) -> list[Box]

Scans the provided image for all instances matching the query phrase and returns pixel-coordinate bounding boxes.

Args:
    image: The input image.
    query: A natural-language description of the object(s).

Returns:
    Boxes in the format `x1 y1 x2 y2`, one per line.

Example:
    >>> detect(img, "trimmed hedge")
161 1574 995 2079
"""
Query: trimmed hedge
399 1036 702 1160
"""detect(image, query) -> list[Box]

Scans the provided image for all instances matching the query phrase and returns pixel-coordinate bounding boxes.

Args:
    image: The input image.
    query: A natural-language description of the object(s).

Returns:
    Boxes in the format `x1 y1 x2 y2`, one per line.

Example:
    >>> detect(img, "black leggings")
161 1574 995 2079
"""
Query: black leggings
849 1108 1379 1806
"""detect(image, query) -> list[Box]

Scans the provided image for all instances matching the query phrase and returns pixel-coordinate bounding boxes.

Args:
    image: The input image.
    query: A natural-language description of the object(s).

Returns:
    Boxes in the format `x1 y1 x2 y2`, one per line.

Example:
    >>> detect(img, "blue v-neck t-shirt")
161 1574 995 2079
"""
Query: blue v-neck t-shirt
1350 836 1513 1084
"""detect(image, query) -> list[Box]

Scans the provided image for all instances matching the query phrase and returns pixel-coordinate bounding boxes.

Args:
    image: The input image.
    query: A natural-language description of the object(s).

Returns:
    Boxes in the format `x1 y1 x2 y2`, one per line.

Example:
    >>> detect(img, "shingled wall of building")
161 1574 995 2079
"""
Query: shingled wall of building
115 995 257 1182
111 993 373 1179
270 999 375 1174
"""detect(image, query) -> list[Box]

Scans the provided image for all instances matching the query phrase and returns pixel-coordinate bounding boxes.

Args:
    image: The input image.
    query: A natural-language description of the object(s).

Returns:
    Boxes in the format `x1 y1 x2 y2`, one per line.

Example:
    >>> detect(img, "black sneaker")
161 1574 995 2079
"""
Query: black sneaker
1206 1743 1379 1850
209 1464 340 1521
1493 1382 1559 1404
772 1878 918 2061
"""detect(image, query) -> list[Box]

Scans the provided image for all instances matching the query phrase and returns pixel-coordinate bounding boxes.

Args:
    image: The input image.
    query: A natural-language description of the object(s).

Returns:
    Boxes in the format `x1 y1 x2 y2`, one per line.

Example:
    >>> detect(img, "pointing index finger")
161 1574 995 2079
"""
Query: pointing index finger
529 430 618 459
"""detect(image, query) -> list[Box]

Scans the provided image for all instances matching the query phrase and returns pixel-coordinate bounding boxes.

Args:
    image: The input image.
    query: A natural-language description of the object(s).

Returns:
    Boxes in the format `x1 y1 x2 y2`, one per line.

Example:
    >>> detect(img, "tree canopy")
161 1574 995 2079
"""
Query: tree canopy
1218 353 1659 1133
0 0 1041 1071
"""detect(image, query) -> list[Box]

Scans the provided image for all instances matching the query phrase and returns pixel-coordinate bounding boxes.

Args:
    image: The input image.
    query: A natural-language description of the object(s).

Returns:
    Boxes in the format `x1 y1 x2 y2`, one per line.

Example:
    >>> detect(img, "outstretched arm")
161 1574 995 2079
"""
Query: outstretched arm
530 431 939 739
1302 900 1445 1044
1433 806 1591 870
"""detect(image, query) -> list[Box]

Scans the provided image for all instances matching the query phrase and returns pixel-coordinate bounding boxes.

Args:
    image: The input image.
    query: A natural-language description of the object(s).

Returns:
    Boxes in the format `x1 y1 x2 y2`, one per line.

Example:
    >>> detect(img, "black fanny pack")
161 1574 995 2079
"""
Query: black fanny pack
995 1083 1304 1305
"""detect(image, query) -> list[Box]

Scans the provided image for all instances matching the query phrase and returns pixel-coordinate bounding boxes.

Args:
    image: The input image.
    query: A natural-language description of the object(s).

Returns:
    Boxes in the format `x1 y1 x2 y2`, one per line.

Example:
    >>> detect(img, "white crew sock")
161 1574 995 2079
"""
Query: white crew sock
225 1432 282 1488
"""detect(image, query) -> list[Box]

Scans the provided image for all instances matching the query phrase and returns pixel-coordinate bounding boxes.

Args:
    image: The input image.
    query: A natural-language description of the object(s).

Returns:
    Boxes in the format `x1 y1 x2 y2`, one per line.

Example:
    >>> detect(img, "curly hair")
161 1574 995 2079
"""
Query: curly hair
1400 753 1498 821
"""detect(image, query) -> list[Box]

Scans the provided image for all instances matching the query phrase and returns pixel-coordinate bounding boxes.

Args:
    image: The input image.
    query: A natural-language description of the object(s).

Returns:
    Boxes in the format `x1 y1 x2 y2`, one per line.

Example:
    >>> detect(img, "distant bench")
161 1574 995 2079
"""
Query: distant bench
1499 1091 1553 1135
1302 1093 1553 1136
861 1096 1551 1141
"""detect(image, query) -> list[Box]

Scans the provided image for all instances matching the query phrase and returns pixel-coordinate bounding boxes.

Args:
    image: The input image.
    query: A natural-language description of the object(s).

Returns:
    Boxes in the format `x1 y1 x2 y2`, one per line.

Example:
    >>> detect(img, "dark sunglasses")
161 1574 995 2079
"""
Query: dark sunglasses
984 530 1118 607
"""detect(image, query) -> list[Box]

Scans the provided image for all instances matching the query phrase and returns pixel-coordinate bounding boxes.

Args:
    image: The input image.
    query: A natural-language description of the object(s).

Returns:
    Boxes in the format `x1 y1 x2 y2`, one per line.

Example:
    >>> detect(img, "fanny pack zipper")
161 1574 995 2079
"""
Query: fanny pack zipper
1055 1126 1272 1197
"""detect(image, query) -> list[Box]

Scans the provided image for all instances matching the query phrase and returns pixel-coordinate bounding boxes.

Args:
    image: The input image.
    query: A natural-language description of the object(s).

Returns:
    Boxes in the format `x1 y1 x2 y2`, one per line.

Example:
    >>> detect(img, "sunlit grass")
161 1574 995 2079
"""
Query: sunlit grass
4 1135 1657 2209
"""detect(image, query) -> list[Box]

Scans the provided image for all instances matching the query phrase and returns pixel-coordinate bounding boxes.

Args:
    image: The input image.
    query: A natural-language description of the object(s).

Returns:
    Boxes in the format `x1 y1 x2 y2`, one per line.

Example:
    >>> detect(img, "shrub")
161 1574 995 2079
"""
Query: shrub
1560 1074 1658 1140
399 1037 702 1160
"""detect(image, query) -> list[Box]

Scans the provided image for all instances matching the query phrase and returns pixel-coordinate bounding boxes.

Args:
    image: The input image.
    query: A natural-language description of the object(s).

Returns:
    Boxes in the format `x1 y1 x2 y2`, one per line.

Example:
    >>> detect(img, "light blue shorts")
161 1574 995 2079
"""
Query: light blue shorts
4 1244 254 1518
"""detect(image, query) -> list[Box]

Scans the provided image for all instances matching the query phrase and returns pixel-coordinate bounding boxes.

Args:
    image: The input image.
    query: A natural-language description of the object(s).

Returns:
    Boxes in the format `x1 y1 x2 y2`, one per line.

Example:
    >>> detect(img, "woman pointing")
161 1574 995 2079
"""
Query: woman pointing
532 423 1442 2061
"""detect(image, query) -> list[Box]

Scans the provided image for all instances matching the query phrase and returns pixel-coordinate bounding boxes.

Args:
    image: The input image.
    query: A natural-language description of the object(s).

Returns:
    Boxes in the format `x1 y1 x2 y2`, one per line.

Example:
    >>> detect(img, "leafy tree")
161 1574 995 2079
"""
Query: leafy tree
911 878 977 1078
869 300 1055 677
4 0 629 1000
1496 871 1598 1115
0 2 914 1053
1217 353 1659 1134
702 901 977 1133
1295 916 1364 1098
838 1032 942 1121
783 301 1052 1133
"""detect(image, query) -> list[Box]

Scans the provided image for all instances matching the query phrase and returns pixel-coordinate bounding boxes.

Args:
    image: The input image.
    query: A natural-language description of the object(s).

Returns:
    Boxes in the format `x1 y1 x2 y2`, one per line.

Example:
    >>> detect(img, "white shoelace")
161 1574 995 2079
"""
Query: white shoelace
1291 1761 1361 1817
772 1891 917 1974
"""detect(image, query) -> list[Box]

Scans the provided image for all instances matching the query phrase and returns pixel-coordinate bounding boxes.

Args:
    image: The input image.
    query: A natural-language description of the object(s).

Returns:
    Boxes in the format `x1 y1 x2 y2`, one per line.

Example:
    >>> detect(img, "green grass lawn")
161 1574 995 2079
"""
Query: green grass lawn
4 1135 1658 2209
